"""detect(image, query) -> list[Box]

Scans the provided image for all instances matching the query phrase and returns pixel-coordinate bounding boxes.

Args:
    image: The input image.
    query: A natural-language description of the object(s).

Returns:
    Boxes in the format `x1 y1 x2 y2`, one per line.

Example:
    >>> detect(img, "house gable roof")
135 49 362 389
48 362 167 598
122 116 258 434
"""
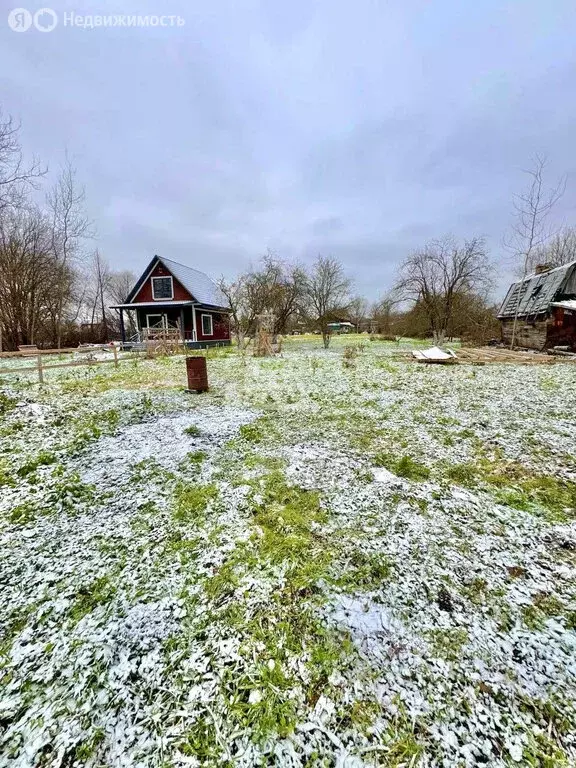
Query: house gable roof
126 255 229 310
497 260 576 318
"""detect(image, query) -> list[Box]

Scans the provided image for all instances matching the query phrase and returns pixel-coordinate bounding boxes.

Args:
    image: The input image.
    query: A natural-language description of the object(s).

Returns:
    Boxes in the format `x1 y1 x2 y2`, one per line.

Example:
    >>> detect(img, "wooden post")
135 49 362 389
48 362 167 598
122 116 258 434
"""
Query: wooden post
37 354 44 384
113 345 118 368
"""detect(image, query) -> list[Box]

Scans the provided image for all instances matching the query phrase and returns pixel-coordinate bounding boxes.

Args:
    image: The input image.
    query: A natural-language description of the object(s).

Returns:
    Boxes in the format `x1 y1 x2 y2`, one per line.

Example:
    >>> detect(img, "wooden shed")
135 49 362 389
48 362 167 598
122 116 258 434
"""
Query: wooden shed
497 261 576 350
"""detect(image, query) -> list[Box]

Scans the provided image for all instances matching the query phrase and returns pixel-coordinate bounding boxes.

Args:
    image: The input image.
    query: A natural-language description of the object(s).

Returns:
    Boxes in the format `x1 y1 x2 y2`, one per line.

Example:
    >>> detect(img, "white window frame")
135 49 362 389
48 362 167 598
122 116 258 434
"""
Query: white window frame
146 313 167 329
151 275 174 301
201 313 213 336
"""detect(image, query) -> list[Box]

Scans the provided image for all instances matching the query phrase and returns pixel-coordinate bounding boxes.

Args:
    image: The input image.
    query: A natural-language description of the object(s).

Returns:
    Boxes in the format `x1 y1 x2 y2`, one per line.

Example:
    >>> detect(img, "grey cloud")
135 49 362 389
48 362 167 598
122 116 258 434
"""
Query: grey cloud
1 0 575 300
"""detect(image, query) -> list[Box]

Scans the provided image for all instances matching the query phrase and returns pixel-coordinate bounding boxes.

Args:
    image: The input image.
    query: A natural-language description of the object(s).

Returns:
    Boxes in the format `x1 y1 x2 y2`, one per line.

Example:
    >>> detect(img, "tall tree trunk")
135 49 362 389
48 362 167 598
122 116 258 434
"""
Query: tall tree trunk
433 329 446 346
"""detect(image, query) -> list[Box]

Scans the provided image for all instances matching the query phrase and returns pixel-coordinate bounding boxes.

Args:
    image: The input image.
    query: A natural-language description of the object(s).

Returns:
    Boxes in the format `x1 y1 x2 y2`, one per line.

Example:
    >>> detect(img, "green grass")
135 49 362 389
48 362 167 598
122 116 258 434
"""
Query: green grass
0 458 15 487
16 450 57 478
193 468 354 746
443 456 576 521
335 551 392 590
446 462 478 485
69 575 117 623
374 452 431 481
0 391 17 415
239 422 265 442
185 450 207 464
173 482 218 522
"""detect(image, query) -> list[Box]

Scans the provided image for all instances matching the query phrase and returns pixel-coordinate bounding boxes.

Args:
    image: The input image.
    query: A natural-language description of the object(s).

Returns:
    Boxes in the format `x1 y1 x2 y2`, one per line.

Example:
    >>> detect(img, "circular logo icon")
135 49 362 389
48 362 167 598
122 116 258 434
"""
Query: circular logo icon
8 8 32 31
33 7 57 32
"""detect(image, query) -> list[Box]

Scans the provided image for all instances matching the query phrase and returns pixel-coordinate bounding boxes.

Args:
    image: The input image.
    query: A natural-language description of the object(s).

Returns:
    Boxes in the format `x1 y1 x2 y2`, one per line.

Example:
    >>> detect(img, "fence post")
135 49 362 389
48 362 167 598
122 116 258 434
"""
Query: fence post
113 345 118 368
37 354 44 384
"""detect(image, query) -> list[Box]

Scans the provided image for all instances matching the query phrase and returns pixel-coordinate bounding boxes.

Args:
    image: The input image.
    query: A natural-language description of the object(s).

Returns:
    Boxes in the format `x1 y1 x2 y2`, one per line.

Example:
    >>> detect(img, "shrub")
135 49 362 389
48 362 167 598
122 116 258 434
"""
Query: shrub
343 345 358 361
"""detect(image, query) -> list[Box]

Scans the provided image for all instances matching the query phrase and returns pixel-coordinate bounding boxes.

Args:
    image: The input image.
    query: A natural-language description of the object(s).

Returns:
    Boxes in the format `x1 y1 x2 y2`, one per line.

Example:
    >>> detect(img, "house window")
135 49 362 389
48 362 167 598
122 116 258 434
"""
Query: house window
146 314 166 328
201 314 213 336
152 276 173 300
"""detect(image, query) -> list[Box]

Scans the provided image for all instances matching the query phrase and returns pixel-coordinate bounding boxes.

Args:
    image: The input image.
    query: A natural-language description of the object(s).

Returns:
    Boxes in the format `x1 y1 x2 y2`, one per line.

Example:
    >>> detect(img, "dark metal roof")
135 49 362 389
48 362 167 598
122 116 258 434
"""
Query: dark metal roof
497 261 576 318
125 255 229 310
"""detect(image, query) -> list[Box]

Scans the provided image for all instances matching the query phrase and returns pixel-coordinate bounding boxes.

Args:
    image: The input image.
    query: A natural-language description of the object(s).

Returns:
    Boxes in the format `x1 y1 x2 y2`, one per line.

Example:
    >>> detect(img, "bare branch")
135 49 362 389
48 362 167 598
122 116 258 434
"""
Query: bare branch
0 110 46 211
505 156 566 347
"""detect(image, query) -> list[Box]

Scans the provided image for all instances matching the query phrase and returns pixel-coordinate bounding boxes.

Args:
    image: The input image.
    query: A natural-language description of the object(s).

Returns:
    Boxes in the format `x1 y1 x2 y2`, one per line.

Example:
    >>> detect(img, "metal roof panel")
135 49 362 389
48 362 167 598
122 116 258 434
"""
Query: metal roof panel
497 261 576 318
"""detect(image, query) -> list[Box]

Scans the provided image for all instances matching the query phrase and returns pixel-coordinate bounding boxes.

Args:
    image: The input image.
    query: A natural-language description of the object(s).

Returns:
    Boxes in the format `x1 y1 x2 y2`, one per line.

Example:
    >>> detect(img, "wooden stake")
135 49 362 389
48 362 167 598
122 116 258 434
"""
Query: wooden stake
37 354 44 383
113 345 118 368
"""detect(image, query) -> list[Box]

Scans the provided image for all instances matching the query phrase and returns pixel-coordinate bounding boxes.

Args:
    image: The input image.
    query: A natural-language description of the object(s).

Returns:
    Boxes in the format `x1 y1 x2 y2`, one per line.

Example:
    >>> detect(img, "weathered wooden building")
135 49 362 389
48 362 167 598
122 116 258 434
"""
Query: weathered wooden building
497 261 576 350
111 255 231 348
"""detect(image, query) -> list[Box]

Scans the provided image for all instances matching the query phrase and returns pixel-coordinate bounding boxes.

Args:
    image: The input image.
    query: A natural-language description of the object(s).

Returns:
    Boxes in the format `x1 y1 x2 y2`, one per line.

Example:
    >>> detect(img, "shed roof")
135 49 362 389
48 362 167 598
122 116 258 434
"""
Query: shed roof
551 299 576 311
497 261 576 318
126 255 229 310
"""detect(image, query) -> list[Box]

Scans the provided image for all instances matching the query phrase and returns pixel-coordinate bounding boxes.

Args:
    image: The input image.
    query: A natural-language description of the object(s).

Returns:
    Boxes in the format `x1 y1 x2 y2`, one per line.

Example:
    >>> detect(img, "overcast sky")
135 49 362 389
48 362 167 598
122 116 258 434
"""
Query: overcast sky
2 0 576 300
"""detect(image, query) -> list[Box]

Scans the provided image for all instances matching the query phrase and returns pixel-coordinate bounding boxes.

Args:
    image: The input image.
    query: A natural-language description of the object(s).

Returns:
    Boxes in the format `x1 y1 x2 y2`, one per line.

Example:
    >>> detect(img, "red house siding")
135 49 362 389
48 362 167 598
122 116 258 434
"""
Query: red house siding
195 309 230 341
133 263 193 302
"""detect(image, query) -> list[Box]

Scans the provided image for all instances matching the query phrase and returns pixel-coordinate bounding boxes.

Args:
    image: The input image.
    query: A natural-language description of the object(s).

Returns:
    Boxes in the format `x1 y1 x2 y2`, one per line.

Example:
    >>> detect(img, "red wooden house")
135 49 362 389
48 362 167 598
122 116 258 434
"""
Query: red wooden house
111 255 231 348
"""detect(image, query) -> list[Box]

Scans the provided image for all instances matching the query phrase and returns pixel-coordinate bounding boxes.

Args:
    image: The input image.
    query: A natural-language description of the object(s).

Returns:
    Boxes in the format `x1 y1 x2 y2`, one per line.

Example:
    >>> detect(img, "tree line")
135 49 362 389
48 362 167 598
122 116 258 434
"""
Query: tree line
0 111 136 351
1 110 573 351
219 155 574 348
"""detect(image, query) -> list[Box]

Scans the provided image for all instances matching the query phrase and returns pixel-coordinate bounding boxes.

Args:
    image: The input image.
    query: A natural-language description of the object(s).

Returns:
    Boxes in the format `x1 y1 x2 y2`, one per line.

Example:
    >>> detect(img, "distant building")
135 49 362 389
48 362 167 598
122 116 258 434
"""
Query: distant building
497 261 576 350
326 321 355 334
110 255 231 348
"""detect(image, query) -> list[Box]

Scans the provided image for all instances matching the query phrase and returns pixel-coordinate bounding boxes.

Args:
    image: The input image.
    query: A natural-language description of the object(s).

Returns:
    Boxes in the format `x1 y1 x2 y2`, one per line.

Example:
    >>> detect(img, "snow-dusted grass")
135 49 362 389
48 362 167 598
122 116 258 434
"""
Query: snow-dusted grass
1 336 575 767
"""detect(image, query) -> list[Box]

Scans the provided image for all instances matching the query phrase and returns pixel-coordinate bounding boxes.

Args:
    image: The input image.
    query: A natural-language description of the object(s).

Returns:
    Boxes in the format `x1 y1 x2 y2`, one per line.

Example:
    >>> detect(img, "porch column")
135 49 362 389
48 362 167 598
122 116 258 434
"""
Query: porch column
192 304 198 342
179 307 185 344
119 308 126 343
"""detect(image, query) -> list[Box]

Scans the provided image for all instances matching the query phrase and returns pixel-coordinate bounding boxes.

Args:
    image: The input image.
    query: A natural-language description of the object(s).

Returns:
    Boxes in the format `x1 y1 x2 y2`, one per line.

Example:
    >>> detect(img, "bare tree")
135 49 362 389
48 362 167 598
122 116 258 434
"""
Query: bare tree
305 255 351 348
505 155 565 348
265 257 307 337
46 156 93 346
347 296 369 332
396 235 492 346
219 253 307 346
371 292 401 335
242 252 307 337
0 110 45 211
217 274 255 348
0 207 56 349
108 269 137 338
85 251 111 340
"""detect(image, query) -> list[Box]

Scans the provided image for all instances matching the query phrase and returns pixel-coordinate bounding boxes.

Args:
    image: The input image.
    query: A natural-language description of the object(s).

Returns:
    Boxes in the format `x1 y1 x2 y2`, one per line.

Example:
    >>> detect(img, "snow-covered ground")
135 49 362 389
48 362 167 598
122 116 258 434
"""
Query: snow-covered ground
0 336 575 767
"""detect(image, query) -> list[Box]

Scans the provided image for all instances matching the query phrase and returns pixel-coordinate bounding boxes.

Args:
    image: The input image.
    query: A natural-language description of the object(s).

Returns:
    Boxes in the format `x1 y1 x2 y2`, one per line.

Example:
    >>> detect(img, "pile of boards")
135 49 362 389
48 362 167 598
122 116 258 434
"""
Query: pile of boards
455 347 558 365
411 346 567 365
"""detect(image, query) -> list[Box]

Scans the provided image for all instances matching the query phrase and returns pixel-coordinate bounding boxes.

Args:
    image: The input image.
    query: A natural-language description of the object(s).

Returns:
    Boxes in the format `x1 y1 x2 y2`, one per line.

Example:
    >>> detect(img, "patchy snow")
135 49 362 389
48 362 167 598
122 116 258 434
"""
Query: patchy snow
76 406 255 485
1 340 576 766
